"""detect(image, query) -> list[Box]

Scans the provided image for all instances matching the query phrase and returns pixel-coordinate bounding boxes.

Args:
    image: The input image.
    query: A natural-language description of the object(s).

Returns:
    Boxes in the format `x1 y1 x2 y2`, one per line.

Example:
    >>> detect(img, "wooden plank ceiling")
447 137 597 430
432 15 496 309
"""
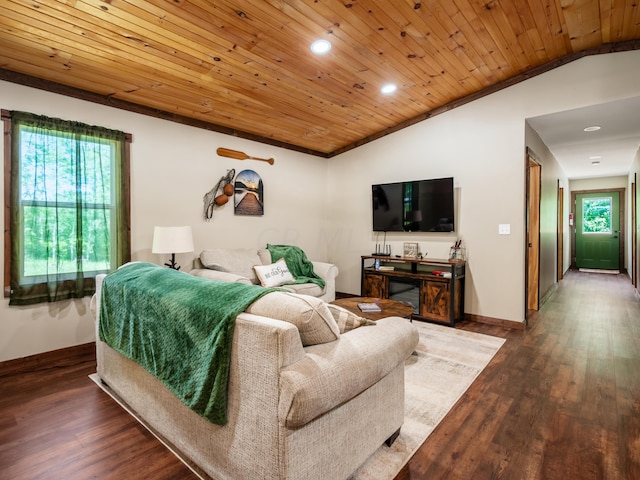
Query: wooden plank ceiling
1 0 639 156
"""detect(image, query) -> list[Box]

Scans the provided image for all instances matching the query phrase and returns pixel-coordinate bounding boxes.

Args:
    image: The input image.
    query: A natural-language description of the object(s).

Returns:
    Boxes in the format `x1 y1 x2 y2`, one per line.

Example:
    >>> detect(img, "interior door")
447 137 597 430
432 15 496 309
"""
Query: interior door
575 191 620 270
526 157 541 312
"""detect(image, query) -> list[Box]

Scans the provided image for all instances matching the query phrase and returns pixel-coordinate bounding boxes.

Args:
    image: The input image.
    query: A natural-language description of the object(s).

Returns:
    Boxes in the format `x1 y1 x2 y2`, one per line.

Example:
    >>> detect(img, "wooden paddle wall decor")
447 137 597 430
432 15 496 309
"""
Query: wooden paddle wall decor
217 147 274 165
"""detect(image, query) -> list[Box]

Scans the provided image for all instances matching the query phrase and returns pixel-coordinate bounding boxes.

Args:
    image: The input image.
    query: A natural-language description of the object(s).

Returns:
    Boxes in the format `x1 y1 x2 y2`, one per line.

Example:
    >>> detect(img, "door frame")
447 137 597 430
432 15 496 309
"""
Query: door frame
557 181 564 281
525 148 541 320
570 187 626 272
632 174 637 289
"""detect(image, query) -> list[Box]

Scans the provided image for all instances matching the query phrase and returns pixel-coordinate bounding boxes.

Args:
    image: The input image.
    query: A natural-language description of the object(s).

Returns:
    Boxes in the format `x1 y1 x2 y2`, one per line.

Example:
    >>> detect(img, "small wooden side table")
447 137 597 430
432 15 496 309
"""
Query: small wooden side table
331 297 414 321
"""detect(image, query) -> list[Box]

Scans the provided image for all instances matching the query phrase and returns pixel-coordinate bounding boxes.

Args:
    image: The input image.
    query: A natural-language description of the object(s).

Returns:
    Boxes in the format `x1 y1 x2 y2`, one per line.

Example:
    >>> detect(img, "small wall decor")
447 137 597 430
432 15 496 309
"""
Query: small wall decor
202 169 235 220
234 169 264 216
217 147 274 165
403 242 419 258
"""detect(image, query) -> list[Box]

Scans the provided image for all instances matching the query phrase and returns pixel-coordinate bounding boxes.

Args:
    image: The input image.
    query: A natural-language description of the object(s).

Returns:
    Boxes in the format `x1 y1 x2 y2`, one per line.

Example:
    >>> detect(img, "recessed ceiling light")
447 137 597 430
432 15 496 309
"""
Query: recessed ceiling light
381 83 397 94
583 125 601 132
310 39 331 55
589 155 602 160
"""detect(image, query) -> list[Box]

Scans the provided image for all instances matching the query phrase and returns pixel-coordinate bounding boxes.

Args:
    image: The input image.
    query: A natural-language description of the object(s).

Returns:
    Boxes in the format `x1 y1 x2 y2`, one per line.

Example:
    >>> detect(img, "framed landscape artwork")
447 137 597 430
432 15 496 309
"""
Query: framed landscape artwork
234 169 264 216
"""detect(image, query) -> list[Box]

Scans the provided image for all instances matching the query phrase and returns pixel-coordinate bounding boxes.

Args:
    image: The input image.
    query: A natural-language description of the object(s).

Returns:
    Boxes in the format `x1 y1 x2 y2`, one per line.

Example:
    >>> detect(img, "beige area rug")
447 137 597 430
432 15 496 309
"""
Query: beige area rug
90 322 505 480
349 321 506 480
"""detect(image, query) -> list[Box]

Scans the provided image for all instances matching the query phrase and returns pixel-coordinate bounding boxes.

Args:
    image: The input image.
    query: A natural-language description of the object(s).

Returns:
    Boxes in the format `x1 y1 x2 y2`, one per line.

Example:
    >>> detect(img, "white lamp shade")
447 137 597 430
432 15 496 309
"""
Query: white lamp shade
152 226 194 254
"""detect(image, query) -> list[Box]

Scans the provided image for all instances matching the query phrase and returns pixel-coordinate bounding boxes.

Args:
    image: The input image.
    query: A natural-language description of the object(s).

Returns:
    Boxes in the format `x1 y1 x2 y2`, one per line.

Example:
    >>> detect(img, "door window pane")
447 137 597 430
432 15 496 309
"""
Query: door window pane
582 197 612 233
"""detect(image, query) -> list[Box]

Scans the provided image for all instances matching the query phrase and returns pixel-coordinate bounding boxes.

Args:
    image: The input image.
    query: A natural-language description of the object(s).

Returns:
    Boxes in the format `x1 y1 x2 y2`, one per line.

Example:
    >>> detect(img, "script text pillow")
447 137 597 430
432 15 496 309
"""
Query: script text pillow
254 258 295 287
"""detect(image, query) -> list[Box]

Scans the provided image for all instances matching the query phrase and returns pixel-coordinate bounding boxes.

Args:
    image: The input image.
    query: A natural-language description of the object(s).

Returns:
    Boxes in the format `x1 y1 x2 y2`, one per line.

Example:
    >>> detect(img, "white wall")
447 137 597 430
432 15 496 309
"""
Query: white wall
3 49 640 361
327 50 640 323
0 81 328 362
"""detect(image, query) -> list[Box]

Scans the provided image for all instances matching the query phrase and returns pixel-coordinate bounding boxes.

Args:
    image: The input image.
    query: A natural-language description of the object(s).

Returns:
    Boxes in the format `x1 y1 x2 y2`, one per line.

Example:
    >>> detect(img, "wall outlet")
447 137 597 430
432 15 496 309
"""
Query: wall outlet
498 224 511 235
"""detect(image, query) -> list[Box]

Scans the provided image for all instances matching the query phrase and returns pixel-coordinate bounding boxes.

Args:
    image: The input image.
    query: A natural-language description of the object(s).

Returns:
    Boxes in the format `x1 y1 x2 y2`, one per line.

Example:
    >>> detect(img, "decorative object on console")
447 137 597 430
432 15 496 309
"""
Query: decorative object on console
203 168 236 220
449 239 466 260
403 242 419 258
152 226 194 270
234 169 264 216
216 147 275 165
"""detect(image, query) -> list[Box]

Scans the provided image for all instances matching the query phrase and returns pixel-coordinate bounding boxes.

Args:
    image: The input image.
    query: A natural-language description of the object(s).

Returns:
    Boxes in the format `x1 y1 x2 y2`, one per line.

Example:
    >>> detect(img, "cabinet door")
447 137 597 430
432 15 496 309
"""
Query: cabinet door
420 279 451 322
363 273 387 298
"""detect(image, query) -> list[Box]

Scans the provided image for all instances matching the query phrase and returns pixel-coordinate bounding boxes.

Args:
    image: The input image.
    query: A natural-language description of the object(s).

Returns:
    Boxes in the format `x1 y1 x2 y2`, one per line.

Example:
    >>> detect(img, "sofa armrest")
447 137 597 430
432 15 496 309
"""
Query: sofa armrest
190 268 253 284
279 317 418 428
311 261 339 302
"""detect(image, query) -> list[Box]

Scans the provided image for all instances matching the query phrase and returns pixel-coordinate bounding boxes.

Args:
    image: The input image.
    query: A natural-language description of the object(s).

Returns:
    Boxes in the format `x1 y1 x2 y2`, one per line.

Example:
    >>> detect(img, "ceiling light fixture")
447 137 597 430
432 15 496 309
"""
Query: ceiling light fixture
310 39 331 55
381 83 397 94
583 125 601 132
591 160 600 165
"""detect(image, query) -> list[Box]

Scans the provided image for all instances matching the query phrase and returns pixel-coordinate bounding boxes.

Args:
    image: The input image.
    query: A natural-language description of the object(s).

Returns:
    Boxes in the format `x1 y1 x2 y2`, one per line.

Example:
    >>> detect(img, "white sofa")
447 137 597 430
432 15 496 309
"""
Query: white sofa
190 247 339 302
94 268 418 480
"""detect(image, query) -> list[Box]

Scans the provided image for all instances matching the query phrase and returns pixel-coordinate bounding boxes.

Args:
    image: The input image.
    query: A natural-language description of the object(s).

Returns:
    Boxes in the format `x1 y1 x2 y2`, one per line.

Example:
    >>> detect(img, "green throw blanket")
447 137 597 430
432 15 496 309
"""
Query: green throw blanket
99 262 274 425
267 244 326 288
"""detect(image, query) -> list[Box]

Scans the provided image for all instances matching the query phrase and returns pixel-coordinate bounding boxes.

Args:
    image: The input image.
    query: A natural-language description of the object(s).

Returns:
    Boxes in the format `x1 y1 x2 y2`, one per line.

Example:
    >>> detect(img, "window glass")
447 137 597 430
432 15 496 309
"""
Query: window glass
4 110 130 305
582 197 612 234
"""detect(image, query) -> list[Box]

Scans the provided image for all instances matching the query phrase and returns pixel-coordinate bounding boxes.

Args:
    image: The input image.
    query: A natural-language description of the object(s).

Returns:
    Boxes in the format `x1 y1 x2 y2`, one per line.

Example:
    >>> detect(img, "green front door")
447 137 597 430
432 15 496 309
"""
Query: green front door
575 192 620 270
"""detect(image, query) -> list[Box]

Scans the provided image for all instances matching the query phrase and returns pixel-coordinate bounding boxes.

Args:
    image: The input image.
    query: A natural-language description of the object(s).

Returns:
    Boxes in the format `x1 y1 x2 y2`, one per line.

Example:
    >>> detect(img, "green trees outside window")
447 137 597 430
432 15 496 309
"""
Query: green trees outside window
582 197 612 234
4 111 130 305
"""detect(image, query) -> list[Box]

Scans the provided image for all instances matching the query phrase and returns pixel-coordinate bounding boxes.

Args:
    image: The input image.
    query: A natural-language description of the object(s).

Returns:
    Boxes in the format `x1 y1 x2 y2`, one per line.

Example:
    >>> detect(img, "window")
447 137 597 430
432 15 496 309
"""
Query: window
3 110 131 305
582 197 612 234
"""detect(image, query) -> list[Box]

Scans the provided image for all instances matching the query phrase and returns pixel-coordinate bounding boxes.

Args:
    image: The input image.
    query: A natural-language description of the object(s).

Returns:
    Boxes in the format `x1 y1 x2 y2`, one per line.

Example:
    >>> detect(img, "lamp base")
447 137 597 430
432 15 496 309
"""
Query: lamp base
164 253 181 270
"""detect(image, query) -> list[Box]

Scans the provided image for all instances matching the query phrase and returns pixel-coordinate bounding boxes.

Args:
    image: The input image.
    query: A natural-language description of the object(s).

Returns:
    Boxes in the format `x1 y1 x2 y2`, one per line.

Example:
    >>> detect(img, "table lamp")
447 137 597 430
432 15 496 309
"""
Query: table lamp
152 226 194 270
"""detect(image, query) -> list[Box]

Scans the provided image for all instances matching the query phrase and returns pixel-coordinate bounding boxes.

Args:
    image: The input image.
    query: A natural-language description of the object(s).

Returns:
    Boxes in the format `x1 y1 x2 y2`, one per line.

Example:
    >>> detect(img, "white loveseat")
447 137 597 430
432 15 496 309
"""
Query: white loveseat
94 267 418 480
190 247 339 302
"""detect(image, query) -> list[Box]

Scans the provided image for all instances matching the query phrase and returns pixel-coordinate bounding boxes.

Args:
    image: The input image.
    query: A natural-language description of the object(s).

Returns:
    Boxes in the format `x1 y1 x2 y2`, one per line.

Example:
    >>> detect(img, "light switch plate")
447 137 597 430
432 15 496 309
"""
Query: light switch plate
499 224 511 235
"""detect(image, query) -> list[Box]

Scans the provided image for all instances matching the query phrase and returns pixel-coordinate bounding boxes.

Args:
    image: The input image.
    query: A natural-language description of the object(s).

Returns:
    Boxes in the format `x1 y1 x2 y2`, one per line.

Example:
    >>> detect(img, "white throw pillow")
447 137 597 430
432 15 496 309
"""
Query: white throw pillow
254 258 295 287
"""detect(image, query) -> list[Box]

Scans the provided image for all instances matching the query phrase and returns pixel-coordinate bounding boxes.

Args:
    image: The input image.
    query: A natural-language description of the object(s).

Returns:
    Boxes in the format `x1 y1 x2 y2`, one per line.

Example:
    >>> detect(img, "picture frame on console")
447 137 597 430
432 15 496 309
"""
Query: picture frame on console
403 242 419 258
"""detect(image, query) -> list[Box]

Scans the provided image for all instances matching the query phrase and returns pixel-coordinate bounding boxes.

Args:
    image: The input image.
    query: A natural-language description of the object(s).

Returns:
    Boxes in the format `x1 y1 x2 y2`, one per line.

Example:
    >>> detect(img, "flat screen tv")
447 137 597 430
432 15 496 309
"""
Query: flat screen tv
372 177 455 232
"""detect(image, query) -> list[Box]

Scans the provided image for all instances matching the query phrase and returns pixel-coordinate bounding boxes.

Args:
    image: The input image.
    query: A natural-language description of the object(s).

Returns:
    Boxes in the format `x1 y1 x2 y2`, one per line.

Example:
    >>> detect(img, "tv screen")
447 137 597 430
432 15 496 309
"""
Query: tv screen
372 177 454 232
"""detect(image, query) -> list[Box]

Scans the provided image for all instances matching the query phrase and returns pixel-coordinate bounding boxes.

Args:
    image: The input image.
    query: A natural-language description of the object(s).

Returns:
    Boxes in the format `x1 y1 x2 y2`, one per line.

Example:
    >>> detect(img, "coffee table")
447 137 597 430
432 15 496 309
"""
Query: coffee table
331 297 414 321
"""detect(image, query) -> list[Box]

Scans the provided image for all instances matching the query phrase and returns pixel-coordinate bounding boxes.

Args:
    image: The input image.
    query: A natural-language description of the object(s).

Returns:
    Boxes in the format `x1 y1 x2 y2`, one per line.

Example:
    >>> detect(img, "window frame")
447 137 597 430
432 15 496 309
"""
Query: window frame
2 109 132 299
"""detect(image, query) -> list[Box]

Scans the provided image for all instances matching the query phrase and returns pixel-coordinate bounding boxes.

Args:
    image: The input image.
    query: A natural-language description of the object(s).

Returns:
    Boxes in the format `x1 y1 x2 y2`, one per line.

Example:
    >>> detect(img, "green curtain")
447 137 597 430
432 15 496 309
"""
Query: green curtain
9 111 130 305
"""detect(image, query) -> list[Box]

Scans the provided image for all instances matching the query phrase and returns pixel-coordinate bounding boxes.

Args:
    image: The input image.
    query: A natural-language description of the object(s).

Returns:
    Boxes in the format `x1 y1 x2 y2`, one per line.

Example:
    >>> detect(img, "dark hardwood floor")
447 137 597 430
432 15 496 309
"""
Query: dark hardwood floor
398 270 640 480
1 270 638 479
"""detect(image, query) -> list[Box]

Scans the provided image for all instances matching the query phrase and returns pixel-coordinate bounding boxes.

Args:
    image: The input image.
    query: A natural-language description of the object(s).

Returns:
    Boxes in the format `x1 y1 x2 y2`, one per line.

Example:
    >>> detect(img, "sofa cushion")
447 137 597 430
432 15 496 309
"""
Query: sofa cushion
257 248 271 265
278 282 324 297
279 316 419 428
326 304 376 333
245 292 340 346
254 259 295 287
190 269 253 284
200 248 263 284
